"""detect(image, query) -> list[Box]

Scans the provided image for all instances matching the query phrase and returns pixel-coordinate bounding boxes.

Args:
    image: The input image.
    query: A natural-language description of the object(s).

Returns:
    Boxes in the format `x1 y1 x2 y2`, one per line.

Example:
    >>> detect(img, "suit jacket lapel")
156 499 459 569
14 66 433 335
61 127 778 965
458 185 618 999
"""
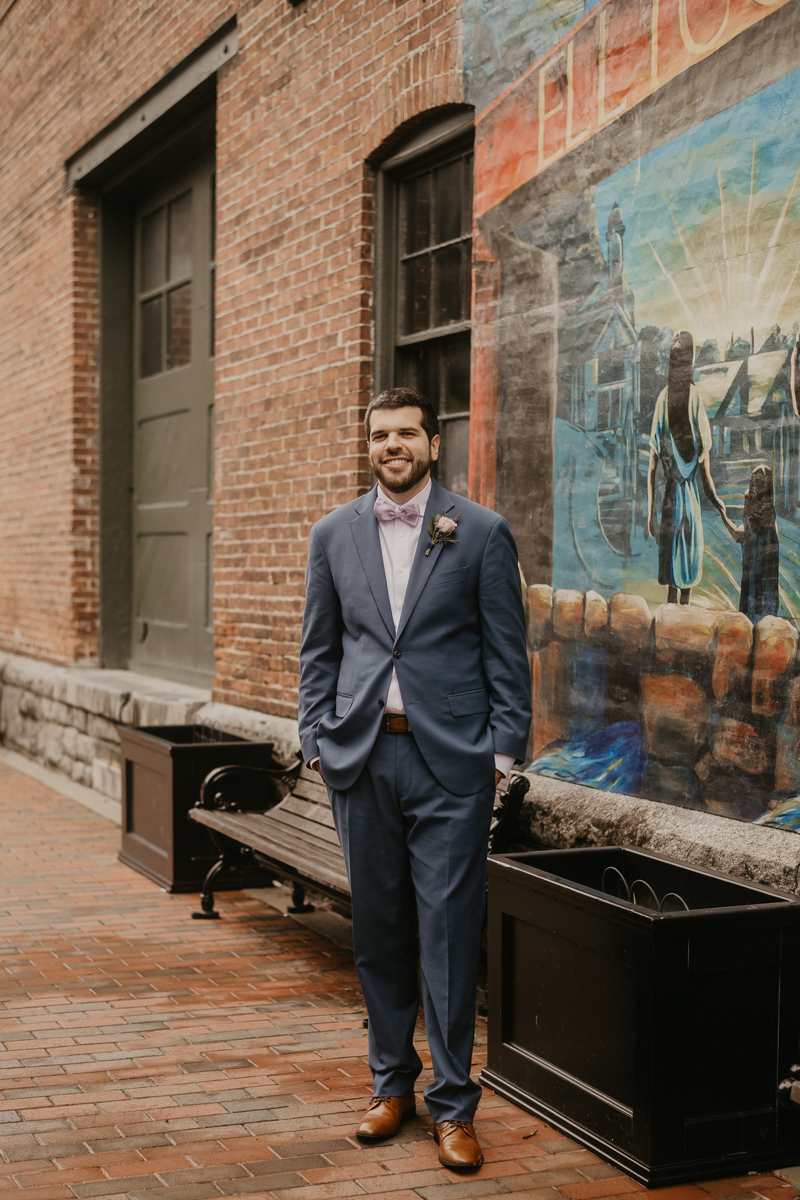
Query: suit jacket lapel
395 477 456 641
350 485 395 641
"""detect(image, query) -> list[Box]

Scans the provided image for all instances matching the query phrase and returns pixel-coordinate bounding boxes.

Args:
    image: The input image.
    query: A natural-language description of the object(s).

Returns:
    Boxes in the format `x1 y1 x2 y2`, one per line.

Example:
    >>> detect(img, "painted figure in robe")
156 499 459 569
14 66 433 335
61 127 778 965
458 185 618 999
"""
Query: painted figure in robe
729 465 780 622
647 330 740 604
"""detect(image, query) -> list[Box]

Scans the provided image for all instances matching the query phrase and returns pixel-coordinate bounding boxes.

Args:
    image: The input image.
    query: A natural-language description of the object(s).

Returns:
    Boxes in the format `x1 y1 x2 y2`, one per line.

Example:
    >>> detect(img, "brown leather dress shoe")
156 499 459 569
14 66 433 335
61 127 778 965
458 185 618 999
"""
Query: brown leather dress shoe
434 1120 484 1169
356 1095 416 1142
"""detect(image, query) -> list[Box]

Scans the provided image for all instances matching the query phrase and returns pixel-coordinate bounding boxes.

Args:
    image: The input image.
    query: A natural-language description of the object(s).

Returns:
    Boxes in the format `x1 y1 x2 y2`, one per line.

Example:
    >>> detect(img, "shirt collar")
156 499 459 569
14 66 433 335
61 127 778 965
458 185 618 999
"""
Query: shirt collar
376 477 431 514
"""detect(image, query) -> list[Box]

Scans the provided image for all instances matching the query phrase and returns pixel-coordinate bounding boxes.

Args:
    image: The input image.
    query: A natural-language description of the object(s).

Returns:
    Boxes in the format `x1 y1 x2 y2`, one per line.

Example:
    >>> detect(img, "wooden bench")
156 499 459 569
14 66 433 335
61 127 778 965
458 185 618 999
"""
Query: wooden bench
188 759 529 920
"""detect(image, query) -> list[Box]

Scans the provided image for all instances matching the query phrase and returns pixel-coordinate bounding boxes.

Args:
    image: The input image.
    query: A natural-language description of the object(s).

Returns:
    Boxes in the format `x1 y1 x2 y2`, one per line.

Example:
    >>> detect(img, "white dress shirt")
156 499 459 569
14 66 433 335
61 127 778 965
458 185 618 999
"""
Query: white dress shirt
311 479 514 778
376 478 431 714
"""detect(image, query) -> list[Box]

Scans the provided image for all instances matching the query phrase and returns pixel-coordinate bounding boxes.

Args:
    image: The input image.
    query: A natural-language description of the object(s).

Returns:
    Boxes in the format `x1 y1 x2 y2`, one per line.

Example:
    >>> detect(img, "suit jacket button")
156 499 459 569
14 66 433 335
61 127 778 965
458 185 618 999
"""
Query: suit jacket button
393 650 402 659
378 699 384 708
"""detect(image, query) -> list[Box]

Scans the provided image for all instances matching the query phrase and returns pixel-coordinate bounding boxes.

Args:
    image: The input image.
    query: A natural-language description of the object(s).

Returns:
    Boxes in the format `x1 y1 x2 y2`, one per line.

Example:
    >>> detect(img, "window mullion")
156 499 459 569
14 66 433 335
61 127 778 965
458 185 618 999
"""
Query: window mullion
400 232 471 262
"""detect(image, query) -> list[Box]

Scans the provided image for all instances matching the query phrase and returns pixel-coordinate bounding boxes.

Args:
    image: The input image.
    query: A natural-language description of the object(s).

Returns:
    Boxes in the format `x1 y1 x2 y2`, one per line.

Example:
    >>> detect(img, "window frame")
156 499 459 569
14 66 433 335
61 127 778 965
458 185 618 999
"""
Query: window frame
374 110 475 493
136 189 196 380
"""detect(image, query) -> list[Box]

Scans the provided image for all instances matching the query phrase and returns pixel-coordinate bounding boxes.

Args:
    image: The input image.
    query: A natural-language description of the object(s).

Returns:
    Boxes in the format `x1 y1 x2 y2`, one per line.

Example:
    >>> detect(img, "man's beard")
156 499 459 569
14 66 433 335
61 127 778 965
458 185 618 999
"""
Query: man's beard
371 451 431 495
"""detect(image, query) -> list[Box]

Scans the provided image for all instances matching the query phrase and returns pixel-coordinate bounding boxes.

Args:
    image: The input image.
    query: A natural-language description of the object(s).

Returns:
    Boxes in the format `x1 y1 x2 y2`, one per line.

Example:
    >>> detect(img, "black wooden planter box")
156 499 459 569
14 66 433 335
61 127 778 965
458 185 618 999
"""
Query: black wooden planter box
481 846 800 1186
119 724 282 892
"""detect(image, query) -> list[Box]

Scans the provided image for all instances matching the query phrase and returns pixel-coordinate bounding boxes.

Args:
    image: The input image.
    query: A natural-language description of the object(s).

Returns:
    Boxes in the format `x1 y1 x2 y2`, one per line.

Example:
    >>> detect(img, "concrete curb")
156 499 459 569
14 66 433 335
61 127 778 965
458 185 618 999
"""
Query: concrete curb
519 770 800 895
0 746 122 825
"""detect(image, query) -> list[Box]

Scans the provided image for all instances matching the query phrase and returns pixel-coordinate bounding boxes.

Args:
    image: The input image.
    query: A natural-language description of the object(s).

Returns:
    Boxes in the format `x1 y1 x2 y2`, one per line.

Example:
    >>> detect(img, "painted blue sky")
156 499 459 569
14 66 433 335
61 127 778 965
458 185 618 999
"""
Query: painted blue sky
464 0 583 68
464 0 588 109
593 68 800 351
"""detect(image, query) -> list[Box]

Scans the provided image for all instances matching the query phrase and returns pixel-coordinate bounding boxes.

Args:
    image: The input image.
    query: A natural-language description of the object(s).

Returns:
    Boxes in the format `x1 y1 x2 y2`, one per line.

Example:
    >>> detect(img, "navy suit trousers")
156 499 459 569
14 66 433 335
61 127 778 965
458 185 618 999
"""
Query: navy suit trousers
328 728 495 1123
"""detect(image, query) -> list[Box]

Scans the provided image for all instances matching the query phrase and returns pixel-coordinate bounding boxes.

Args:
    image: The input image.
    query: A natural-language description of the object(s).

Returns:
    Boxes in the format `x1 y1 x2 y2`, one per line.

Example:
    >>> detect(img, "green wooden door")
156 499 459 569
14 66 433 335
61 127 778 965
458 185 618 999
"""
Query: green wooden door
131 155 215 686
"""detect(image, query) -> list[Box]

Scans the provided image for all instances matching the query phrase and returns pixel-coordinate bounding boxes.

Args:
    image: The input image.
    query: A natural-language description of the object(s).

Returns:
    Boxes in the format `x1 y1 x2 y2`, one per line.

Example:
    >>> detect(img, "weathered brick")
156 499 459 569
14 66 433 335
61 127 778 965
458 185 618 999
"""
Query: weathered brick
654 605 716 677
608 592 652 669
552 590 584 643
0 0 463 717
641 672 710 766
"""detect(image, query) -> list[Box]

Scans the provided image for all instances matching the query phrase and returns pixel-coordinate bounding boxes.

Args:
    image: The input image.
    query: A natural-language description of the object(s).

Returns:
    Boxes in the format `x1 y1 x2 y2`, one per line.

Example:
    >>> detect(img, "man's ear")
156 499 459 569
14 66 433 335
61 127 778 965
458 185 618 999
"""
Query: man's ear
430 433 441 462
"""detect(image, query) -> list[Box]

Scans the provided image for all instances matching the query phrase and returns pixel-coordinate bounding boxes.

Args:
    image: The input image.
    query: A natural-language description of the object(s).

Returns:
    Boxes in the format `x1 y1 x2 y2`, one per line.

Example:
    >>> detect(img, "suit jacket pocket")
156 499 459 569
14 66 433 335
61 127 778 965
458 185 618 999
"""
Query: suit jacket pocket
426 565 469 589
335 693 354 718
448 688 490 717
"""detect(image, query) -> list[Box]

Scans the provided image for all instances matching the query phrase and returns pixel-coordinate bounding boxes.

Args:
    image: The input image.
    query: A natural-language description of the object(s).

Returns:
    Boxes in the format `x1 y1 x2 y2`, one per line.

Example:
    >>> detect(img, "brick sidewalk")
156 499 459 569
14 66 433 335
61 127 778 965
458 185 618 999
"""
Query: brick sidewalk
0 760 794 1200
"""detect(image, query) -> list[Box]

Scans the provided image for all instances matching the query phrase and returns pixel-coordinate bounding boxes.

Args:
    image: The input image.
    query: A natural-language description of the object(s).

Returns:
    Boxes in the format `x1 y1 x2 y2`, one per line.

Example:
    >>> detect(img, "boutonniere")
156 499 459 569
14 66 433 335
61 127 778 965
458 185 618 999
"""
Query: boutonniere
425 512 461 555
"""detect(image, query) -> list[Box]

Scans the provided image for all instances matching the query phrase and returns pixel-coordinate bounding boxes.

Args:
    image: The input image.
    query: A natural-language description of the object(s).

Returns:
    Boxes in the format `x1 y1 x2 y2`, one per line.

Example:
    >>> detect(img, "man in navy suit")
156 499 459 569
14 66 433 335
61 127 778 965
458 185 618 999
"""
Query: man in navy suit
298 388 531 1168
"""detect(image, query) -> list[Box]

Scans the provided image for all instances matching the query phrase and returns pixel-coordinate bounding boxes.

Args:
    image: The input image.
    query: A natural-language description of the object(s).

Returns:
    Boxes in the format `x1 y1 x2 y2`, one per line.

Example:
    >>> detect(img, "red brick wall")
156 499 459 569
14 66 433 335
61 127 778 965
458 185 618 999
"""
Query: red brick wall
0 0 236 666
71 191 100 665
0 0 464 710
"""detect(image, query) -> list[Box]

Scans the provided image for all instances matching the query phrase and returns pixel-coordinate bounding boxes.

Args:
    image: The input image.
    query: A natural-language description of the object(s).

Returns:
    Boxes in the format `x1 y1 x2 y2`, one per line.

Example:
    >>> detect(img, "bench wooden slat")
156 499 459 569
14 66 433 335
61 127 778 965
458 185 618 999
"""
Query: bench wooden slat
191 808 349 892
194 808 344 864
265 806 341 846
292 778 331 807
240 824 344 870
298 764 325 786
235 822 345 875
280 795 337 830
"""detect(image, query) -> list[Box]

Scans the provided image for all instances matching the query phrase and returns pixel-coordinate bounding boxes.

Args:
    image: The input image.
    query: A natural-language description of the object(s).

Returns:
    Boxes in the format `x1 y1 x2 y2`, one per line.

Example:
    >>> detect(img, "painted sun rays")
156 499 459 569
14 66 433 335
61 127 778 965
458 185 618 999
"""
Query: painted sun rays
644 136 800 353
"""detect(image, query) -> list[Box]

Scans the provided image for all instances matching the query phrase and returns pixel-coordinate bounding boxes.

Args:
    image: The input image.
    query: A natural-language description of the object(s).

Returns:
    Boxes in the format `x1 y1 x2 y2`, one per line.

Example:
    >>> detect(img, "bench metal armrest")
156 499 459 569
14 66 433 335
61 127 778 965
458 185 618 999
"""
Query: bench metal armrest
489 772 530 856
197 755 303 813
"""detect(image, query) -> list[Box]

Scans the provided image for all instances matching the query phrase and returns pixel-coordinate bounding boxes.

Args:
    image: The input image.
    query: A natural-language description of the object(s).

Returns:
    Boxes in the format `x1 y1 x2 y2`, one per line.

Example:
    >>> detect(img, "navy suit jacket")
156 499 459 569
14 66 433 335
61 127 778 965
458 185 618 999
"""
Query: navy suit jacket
298 477 532 796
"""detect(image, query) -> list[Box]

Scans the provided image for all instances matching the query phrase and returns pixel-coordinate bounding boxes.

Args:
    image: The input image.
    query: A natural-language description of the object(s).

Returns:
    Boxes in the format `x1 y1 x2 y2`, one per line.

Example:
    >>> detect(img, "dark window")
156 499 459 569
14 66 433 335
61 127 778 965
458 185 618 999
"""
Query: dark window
595 387 622 430
167 283 192 369
597 390 609 430
138 190 194 378
609 388 621 429
598 345 625 385
378 114 474 497
140 295 163 378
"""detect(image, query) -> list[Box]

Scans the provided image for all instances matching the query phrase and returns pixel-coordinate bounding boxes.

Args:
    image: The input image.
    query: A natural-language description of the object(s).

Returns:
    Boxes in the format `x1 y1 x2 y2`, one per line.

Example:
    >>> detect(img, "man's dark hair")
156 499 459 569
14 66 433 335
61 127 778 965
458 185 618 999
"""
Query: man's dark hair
364 387 440 442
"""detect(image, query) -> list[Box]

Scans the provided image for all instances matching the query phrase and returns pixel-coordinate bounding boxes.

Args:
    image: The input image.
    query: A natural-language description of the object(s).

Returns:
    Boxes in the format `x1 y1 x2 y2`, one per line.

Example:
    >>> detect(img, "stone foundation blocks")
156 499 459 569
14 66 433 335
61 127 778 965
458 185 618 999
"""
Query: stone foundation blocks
0 652 300 804
527 584 553 649
752 616 798 718
654 604 716 675
641 672 710 766
552 589 584 642
712 612 753 702
712 717 771 778
609 592 652 668
584 590 609 644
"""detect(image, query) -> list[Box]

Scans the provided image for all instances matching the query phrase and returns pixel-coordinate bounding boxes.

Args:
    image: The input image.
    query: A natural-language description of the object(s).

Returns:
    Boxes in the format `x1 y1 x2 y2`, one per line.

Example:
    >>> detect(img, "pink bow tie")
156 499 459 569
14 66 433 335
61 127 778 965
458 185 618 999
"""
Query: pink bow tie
373 494 422 527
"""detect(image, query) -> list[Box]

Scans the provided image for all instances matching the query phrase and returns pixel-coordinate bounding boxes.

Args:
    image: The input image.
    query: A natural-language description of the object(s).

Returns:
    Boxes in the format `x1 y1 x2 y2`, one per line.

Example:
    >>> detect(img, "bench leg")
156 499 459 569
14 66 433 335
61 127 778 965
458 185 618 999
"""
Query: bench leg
287 882 315 914
192 854 228 920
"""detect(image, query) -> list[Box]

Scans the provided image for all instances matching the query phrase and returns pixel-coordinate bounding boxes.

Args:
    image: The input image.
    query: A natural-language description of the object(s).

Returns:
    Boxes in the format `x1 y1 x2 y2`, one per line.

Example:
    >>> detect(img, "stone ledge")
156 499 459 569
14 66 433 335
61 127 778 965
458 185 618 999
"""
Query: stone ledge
195 701 300 764
518 770 800 895
0 653 301 802
0 652 212 724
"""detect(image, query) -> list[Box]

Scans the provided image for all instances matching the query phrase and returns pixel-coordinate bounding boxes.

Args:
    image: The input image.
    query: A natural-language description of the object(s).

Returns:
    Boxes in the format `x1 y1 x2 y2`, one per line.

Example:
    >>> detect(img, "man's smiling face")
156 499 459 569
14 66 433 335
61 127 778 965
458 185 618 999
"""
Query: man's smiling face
368 405 440 498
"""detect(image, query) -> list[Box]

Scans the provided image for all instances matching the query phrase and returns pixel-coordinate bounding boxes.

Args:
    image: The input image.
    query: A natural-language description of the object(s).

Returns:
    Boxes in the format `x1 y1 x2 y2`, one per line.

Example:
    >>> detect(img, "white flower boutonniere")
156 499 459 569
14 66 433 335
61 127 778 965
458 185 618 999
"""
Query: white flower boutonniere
425 512 461 556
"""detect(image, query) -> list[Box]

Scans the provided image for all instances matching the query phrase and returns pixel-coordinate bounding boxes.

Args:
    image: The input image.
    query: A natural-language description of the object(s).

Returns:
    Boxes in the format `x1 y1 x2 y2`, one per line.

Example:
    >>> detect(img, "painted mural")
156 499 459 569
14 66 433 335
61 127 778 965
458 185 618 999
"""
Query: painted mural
526 74 800 616
468 0 800 826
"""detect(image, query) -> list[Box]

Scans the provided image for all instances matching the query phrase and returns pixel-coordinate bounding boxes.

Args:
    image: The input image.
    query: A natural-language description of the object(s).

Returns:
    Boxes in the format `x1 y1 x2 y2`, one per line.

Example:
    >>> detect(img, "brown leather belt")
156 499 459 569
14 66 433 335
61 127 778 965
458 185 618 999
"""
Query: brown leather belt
381 713 412 733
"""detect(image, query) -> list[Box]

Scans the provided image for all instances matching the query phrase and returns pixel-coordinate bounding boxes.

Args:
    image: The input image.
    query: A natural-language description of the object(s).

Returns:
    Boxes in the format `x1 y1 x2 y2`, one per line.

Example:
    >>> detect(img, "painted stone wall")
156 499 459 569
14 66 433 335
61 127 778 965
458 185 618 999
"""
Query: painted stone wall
527 586 800 824
467 0 800 828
